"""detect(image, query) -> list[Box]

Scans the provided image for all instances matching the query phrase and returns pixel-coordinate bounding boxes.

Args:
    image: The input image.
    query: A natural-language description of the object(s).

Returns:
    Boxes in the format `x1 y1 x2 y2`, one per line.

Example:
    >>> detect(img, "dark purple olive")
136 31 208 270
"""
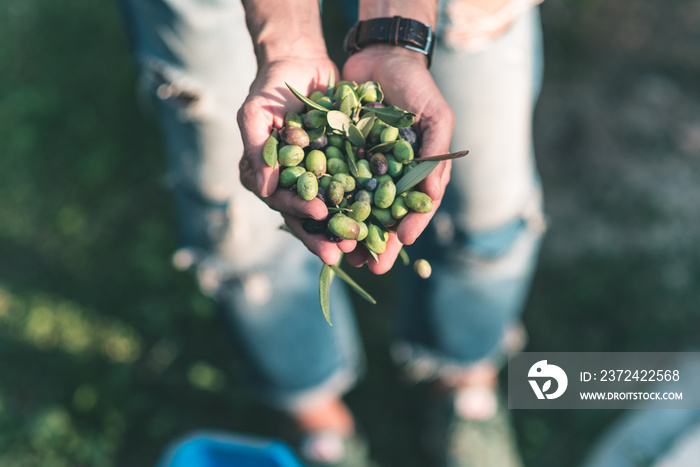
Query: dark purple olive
302 218 328 235
399 126 420 154
309 133 328 150
370 153 388 176
325 230 343 243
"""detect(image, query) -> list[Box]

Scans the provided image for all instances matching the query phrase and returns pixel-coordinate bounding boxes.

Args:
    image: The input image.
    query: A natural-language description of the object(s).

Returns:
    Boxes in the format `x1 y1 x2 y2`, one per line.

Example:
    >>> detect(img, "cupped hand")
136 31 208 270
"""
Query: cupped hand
342 46 455 274
237 57 346 265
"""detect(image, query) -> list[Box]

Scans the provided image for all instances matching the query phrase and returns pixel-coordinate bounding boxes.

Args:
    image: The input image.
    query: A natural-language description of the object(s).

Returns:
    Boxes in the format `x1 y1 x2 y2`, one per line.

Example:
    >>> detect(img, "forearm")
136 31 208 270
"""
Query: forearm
358 0 437 27
241 0 327 63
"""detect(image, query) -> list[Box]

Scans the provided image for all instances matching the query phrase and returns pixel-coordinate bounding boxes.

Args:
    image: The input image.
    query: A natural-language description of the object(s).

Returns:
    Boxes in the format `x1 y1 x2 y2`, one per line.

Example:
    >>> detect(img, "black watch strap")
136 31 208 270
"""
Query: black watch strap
344 16 435 67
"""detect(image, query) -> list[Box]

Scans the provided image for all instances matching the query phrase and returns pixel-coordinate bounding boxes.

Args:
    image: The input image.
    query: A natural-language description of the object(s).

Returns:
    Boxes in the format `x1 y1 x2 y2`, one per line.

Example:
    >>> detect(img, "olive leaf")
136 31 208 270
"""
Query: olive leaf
286 83 330 113
363 105 416 128
367 248 380 263
399 247 410 266
327 69 335 98
306 126 326 141
368 141 397 154
329 264 377 305
412 150 469 162
344 140 359 178
357 114 376 139
327 110 352 133
395 161 439 194
319 264 334 326
262 129 278 167
339 92 358 117
347 124 365 148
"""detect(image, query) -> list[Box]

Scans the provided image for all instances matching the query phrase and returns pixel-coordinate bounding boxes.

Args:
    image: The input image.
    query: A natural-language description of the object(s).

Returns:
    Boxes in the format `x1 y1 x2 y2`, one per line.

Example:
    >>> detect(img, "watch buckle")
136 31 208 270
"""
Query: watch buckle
404 26 433 56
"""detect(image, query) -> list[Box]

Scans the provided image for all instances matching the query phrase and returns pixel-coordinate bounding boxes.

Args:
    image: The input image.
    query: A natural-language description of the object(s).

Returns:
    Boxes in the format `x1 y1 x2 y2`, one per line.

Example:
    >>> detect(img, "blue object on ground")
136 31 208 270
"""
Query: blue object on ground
156 431 306 467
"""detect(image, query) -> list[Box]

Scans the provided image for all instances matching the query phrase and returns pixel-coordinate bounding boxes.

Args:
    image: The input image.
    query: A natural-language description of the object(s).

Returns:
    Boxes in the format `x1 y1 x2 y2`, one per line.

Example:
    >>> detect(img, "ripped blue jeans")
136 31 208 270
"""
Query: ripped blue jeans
119 0 545 412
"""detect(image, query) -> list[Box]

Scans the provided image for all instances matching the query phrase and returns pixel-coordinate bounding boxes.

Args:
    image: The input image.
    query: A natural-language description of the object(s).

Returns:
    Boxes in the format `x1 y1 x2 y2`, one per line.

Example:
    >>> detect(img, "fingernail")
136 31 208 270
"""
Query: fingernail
256 172 265 194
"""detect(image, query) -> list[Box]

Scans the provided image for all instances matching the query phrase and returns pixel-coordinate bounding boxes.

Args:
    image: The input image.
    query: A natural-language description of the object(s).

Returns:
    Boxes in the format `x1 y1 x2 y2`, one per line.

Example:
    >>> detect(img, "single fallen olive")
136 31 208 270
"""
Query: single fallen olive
365 224 388 254
327 181 345 206
347 200 371 222
328 213 360 240
414 259 432 279
279 166 306 188
305 149 327 177
374 179 396 209
278 144 304 166
297 171 318 201
405 191 433 213
280 126 309 148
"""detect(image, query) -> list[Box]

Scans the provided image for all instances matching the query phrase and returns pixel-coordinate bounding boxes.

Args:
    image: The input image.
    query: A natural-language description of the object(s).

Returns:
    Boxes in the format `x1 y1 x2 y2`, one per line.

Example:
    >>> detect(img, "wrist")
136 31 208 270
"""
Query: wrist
243 0 328 64
351 44 429 67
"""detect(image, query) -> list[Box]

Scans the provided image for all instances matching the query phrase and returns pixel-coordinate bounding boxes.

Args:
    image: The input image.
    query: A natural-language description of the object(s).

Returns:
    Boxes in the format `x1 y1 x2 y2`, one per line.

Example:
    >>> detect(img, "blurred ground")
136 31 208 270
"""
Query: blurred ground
1 0 699 466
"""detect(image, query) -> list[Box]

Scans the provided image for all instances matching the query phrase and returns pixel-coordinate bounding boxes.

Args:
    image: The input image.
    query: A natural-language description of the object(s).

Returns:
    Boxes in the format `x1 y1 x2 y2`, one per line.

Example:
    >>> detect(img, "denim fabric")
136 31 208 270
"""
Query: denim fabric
392 7 545 382
119 0 544 410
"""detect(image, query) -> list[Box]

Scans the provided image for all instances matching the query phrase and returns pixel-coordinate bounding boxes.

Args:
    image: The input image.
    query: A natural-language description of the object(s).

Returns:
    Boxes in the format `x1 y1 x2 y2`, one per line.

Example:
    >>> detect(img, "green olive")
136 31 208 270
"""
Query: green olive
297 171 318 201
279 166 306 188
405 191 433 213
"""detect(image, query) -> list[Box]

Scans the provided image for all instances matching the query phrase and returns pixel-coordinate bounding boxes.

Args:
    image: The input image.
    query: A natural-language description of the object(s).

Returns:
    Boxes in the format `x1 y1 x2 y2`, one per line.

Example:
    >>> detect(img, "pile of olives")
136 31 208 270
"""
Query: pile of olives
263 80 434 256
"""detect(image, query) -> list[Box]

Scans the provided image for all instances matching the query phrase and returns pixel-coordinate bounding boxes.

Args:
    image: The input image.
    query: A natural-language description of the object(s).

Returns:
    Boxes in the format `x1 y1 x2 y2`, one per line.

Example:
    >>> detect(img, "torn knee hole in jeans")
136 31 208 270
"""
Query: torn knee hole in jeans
140 57 212 119
172 248 273 306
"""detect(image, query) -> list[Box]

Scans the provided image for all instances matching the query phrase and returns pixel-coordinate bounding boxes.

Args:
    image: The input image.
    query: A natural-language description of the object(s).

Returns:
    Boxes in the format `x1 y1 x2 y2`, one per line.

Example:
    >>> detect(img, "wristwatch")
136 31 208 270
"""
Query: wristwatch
344 16 435 67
